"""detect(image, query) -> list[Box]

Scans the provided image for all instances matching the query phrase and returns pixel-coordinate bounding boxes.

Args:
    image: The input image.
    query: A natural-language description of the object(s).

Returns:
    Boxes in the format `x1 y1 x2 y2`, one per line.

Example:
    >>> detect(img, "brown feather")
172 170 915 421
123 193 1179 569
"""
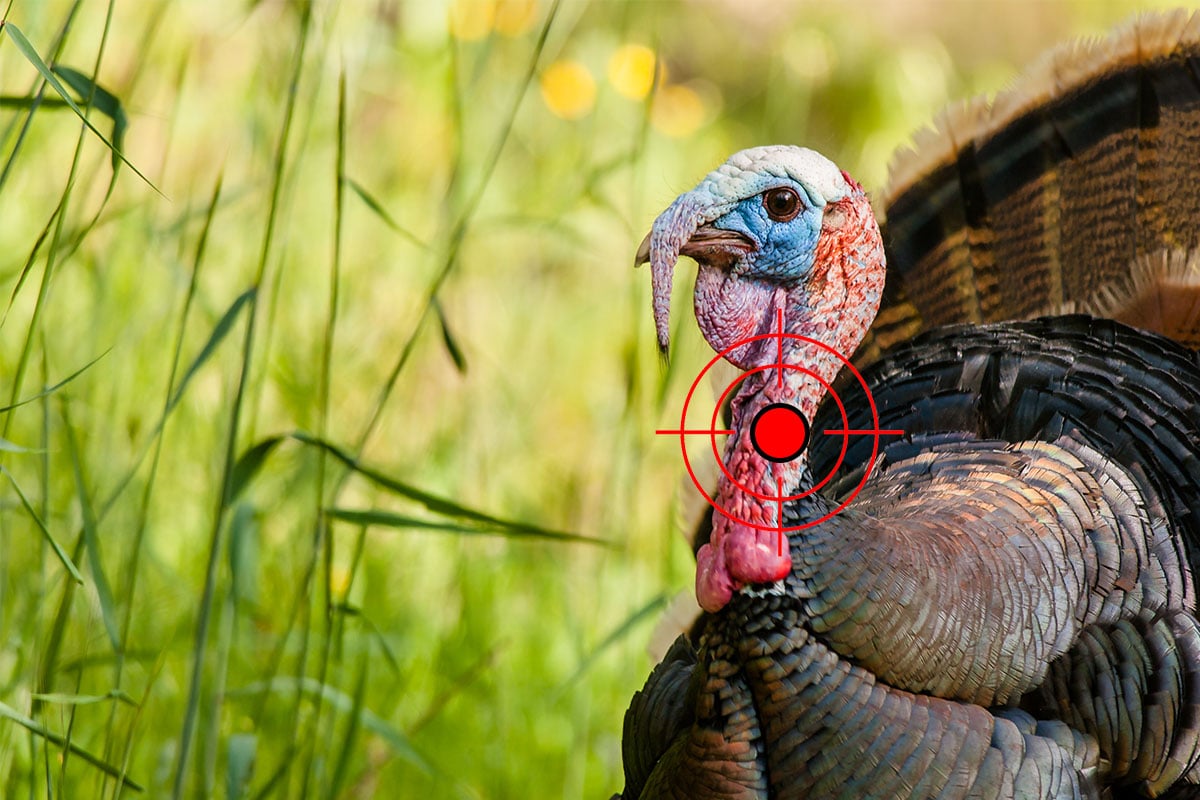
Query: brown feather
873 10 1200 356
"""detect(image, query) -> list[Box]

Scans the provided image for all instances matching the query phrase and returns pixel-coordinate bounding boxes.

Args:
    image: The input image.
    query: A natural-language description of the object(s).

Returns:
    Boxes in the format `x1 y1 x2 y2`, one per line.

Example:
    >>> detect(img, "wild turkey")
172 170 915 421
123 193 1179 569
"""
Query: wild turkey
616 11 1200 800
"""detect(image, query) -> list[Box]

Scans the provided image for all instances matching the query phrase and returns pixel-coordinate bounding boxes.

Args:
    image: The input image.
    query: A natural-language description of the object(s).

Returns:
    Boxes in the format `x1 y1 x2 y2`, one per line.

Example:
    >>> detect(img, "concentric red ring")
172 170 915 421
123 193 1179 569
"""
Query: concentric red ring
706 361 849 505
657 326 902 532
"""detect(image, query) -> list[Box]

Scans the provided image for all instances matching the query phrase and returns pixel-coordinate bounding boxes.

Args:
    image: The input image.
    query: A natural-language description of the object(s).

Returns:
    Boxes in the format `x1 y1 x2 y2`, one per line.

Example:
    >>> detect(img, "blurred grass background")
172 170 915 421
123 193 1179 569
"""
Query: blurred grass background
0 0 1185 797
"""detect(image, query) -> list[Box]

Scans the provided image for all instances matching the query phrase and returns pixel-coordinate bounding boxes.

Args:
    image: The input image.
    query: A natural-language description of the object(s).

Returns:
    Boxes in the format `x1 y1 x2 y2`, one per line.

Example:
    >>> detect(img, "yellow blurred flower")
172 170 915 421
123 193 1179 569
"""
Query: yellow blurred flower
330 565 351 599
652 83 707 138
494 0 538 37
449 0 494 41
449 0 538 40
540 59 596 120
607 44 659 100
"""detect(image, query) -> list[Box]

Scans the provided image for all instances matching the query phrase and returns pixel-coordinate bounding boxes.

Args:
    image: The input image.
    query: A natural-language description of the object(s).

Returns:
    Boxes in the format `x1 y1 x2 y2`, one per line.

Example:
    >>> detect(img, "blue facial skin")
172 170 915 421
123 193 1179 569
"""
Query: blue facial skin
704 177 826 284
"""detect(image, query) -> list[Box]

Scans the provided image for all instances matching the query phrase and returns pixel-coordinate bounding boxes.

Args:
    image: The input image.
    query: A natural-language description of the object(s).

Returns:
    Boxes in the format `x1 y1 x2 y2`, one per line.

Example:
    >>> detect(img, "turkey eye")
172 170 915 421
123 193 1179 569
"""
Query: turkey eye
763 187 801 221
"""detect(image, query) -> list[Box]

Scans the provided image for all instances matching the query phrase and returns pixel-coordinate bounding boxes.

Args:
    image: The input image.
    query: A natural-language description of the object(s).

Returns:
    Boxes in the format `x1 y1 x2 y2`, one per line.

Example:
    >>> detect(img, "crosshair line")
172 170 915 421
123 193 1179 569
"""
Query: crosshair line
775 490 785 557
663 324 907 532
774 308 785 389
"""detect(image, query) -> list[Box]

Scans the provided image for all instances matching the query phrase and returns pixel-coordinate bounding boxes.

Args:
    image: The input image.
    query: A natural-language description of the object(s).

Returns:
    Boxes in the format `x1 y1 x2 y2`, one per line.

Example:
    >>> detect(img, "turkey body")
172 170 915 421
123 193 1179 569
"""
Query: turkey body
617 11 1200 800
620 319 1200 799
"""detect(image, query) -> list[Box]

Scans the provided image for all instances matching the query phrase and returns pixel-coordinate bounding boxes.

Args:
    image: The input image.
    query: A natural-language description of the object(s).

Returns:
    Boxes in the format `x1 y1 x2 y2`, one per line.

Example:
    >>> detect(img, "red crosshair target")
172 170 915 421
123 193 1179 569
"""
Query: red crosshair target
656 310 904 542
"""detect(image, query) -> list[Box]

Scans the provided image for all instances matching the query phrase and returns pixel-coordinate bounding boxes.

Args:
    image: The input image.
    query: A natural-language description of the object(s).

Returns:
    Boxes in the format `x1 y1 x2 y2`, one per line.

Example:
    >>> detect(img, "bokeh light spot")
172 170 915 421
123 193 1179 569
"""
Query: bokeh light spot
449 0 495 41
540 59 597 120
652 83 707 137
607 44 659 100
495 0 539 37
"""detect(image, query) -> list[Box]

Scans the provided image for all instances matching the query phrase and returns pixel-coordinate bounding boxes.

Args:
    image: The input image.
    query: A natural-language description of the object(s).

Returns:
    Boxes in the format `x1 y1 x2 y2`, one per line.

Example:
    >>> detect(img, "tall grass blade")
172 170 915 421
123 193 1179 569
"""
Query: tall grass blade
325 507 602 544
175 0 315 793
227 677 430 773
0 348 109 413
97 272 246 522
225 734 256 800
61 403 121 652
0 1 85 194
409 644 500 735
172 286 260 800
0 64 129 192
2 85 95 439
0 701 143 791
344 178 426 248
30 690 136 706
330 604 400 675
1 196 61 329
226 436 283 503
50 64 127 171
231 432 607 544
57 659 84 790
432 297 467 374
348 0 560 457
301 63 351 798
165 288 256 413
0 22 159 193
1 466 83 583
325 658 367 800
558 592 669 691
0 94 70 109
298 431 529 526
35 535 85 719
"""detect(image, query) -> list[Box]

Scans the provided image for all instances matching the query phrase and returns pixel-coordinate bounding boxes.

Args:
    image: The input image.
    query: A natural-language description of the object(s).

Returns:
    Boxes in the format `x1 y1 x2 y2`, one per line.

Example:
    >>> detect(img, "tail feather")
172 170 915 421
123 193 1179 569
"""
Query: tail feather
870 10 1200 360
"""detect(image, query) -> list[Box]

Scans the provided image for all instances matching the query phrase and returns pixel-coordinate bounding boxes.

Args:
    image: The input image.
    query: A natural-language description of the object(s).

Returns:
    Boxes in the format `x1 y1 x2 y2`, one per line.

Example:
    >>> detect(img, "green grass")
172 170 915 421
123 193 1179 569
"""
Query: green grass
0 0 1179 797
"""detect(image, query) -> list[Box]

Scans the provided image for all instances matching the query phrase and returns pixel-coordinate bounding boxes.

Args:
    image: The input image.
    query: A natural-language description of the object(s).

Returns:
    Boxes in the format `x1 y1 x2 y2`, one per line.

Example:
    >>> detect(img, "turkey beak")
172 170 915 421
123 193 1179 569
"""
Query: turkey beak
678 225 756 264
635 231 652 269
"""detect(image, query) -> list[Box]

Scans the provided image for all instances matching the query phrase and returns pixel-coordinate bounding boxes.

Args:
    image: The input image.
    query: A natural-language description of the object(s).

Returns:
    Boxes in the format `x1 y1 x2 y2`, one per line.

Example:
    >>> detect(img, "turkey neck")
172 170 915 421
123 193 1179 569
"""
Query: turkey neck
718 289 848 510
695 191 885 613
694 294 853 613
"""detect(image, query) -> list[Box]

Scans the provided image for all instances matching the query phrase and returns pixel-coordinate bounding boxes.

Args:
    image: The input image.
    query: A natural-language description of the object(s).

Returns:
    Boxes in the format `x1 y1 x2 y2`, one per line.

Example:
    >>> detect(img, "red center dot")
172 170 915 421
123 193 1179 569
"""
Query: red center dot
750 403 809 462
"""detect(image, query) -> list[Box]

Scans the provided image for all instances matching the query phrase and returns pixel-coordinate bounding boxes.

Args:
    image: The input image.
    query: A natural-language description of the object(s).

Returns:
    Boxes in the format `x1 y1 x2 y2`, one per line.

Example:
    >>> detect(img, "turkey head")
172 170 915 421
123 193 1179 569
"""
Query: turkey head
636 146 885 612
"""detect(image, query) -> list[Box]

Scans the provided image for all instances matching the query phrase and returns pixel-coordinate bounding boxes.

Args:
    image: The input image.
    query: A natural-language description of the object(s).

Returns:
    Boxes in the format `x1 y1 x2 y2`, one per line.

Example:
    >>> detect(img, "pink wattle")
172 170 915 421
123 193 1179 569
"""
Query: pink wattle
724 522 792 582
695 542 734 613
696 520 792 613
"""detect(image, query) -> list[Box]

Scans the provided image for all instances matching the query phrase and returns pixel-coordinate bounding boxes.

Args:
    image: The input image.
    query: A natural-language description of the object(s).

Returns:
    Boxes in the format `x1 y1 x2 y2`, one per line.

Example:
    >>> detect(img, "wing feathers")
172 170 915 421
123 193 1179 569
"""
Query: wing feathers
876 11 1200 354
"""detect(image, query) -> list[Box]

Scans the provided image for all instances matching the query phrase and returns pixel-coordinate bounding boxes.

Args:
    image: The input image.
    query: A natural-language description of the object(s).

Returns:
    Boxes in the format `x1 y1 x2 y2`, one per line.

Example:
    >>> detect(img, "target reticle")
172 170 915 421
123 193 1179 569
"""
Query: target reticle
706 358 849 505
656 309 904 543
